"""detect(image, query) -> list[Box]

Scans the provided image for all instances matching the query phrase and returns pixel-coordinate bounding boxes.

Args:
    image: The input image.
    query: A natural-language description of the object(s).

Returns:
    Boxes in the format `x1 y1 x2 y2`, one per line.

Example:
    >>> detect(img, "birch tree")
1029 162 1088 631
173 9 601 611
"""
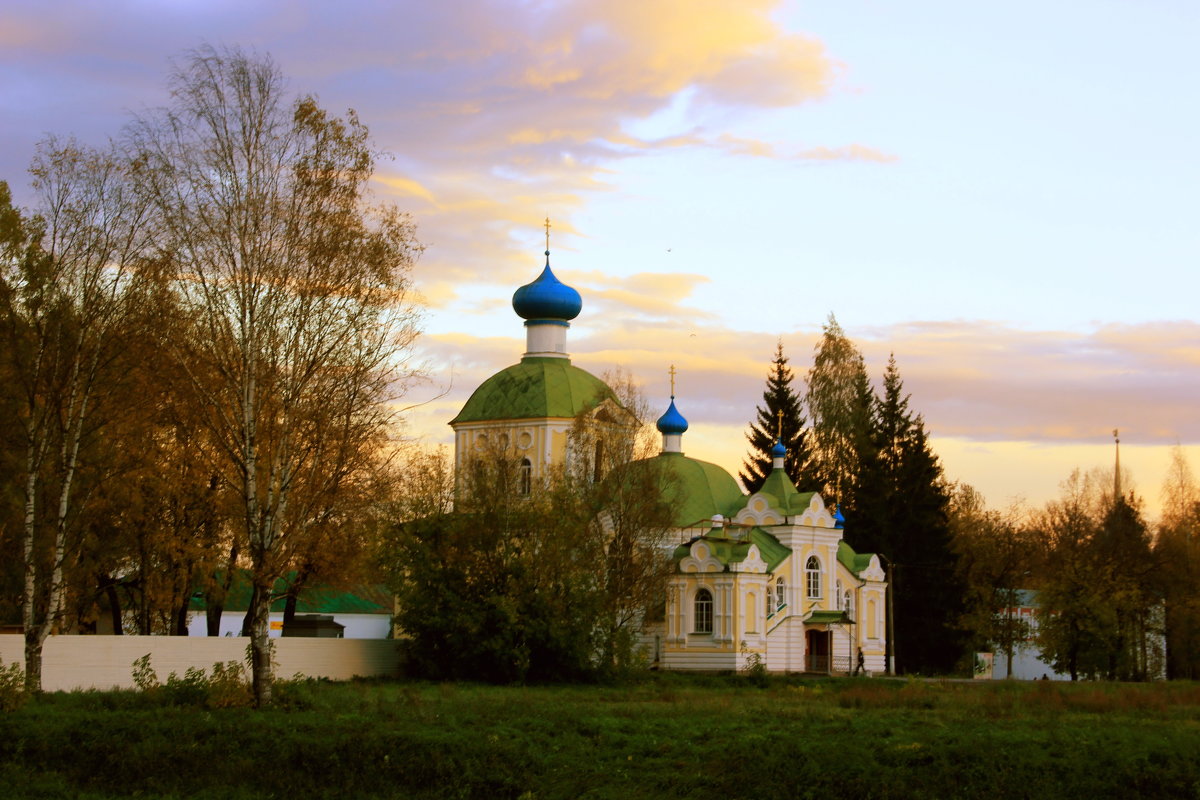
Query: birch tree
0 138 152 690
127 46 420 705
805 314 875 505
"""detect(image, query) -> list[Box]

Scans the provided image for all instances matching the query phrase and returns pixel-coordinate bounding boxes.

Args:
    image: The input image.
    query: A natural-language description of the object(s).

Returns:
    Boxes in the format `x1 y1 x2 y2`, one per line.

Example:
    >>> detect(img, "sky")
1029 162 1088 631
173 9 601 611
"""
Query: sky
3 0 1197 518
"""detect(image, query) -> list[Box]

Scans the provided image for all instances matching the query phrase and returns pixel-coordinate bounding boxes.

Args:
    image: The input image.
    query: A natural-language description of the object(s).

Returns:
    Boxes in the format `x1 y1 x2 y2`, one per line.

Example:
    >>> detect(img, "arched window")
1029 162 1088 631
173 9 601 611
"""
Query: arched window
835 580 844 610
765 582 773 617
844 590 854 620
806 556 822 599
593 439 604 483
694 589 713 634
519 458 532 496
775 578 786 611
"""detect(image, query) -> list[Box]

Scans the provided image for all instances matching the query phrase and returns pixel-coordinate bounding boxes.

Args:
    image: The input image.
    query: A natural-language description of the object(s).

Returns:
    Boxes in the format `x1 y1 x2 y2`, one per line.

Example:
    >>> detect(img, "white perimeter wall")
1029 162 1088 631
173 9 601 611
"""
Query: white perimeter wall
0 635 401 692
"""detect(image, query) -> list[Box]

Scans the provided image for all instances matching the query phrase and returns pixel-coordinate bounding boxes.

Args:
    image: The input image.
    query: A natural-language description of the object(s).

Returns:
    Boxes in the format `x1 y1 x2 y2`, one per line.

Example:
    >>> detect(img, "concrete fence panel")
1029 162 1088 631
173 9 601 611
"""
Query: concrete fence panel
0 635 402 692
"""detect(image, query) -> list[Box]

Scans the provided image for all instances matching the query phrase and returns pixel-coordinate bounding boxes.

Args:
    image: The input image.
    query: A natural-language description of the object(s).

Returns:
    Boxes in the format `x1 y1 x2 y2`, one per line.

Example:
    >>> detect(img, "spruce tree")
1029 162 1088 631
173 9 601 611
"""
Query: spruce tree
739 341 814 493
866 354 963 675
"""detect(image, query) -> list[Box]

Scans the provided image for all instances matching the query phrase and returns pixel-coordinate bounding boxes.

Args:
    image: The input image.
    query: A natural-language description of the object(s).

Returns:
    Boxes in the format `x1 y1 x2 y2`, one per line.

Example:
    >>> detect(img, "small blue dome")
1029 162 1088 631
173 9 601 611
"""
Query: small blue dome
833 504 846 529
771 438 787 459
512 256 582 321
656 397 689 434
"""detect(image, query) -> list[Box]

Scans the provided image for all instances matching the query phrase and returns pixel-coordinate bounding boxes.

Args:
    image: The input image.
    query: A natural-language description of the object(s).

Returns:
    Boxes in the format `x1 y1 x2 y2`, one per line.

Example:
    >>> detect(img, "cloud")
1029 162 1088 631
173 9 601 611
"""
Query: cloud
408 316 1200 451
0 0 890 317
794 144 899 163
851 320 1200 445
398 315 1200 517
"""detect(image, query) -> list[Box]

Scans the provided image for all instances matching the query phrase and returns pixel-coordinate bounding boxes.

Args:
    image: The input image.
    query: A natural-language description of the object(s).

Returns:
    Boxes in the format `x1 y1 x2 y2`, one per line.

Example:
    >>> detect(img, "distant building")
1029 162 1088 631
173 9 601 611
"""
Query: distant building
188 574 392 639
985 590 1069 681
986 589 1165 681
449 242 888 673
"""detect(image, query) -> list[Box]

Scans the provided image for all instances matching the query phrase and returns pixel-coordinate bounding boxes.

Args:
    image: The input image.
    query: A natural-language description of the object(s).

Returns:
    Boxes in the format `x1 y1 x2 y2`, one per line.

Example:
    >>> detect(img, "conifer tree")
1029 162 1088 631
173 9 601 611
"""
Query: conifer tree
858 354 963 674
740 340 814 492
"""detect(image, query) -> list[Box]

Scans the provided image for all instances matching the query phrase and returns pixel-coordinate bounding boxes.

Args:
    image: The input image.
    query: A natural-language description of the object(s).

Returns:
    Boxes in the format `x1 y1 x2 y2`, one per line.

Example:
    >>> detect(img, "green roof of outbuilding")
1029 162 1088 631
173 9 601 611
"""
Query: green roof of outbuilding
806 609 854 625
450 357 617 424
654 452 746 528
756 467 815 517
671 527 790 573
837 540 875 576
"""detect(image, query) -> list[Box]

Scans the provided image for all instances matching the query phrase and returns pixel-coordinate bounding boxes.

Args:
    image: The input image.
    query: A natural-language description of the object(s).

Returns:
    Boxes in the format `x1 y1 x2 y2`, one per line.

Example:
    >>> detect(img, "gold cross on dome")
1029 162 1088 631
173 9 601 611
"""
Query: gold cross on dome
776 409 783 440
669 364 677 396
544 217 551 251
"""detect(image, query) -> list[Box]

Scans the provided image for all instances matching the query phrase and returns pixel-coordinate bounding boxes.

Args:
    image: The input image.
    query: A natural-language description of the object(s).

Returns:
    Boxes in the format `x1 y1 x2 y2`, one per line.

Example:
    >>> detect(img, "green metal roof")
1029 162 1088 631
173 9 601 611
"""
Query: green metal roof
671 527 791 573
837 540 875 576
747 528 791 572
190 572 392 615
806 609 854 625
756 467 815 517
450 357 618 424
654 452 746 528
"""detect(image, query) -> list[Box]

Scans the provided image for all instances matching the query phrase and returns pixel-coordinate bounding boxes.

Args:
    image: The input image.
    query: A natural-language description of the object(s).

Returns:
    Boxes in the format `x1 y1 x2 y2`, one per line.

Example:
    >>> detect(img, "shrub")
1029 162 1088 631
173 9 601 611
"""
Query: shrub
129 654 252 709
741 650 769 688
0 658 25 711
131 654 159 691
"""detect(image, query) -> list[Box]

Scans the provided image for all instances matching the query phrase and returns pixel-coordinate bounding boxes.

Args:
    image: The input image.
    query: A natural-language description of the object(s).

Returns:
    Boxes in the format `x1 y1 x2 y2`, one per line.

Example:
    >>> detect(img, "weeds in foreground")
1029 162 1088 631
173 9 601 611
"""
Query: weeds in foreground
129 653 253 709
0 657 24 711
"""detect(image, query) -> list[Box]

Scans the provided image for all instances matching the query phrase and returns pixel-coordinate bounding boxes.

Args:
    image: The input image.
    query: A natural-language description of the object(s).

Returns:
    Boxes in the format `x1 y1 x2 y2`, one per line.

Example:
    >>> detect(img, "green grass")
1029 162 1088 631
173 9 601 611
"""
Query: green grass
2 676 1200 799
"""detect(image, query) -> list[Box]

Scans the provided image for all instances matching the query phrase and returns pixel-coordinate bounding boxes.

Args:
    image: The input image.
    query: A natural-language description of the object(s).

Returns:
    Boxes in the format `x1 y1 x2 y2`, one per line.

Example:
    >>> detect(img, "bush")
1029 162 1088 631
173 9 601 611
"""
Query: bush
129 654 252 709
0 657 25 711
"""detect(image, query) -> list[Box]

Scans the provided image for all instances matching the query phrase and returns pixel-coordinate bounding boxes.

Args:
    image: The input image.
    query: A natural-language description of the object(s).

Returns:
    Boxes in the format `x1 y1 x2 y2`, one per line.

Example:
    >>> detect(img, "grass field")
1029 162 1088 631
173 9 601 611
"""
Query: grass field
2 675 1199 799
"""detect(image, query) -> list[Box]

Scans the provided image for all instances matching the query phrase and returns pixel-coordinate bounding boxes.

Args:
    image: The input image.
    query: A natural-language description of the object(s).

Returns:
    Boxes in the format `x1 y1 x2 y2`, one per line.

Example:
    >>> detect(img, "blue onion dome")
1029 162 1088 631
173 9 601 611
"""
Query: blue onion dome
771 438 787 459
512 253 582 321
833 504 846 529
656 397 689 434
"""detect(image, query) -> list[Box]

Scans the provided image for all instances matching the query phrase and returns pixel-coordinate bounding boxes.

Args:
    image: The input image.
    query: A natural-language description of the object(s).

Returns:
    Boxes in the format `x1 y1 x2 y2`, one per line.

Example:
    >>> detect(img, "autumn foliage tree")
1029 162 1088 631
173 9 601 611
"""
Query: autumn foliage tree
387 377 676 682
126 46 421 705
1156 446 1200 678
0 138 153 691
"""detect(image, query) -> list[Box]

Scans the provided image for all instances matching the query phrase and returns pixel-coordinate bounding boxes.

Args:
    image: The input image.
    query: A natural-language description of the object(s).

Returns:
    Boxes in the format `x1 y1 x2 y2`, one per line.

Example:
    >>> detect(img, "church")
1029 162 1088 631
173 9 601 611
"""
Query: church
450 240 889 675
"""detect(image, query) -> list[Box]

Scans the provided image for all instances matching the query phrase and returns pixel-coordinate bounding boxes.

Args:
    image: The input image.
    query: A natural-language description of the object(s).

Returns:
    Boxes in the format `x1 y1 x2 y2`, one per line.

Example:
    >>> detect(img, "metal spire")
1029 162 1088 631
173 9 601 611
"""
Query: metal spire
1113 428 1122 500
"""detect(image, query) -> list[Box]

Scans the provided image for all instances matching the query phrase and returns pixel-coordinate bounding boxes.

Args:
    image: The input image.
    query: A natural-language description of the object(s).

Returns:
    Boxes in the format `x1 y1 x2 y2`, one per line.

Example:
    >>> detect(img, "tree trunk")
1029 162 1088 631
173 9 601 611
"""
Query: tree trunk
173 598 190 636
23 633 44 693
206 600 224 637
104 580 124 635
206 544 238 636
248 578 274 707
22 447 43 692
240 584 258 638
281 566 310 632
282 591 298 632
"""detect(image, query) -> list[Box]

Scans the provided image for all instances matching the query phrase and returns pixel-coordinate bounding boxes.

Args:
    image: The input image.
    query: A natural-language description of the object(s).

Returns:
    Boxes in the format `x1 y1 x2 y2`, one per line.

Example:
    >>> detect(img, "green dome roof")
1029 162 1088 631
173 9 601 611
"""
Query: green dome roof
451 357 617 424
653 452 746 528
